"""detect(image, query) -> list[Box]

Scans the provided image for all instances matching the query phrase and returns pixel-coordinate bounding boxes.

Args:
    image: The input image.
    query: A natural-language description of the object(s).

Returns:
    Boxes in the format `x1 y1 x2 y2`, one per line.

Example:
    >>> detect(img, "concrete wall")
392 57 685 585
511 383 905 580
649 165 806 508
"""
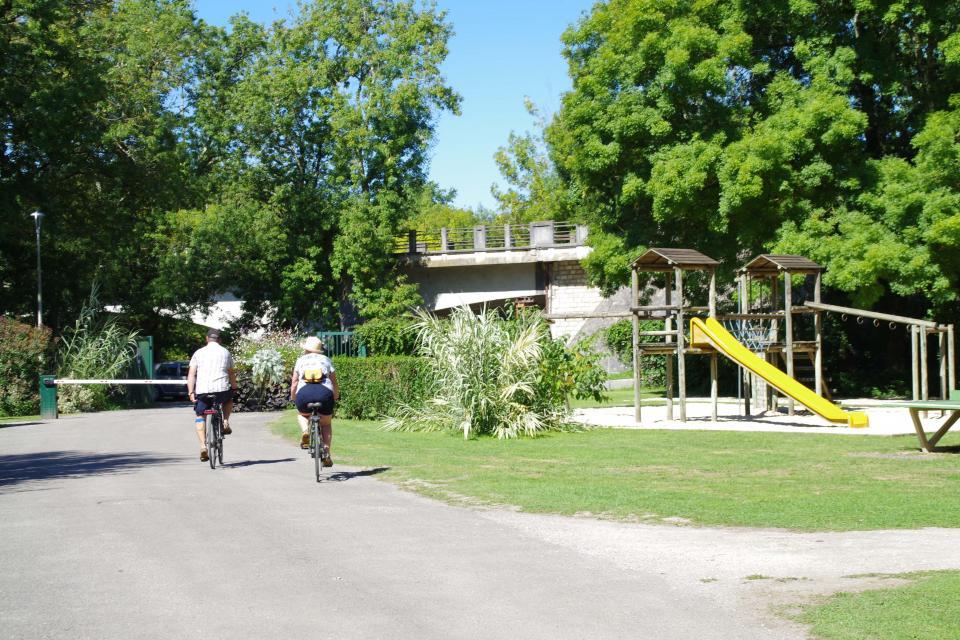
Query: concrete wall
407 262 542 311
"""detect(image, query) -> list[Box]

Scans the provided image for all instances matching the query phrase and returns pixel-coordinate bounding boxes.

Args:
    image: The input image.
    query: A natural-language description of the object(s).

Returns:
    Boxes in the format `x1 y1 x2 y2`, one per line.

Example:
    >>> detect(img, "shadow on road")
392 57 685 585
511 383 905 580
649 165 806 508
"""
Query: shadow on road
322 466 390 482
221 458 296 469
0 421 43 429
0 450 182 489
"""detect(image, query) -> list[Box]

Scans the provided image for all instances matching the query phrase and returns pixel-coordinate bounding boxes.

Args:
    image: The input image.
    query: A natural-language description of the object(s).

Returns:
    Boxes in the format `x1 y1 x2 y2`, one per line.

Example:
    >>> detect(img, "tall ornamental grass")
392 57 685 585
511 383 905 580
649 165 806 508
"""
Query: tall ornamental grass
385 306 570 439
57 287 139 413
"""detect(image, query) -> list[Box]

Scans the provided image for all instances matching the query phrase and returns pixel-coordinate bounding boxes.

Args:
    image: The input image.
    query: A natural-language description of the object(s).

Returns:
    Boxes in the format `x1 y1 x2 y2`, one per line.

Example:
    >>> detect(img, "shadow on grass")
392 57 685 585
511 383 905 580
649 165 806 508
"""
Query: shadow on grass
221 457 296 469
321 466 391 483
0 450 182 490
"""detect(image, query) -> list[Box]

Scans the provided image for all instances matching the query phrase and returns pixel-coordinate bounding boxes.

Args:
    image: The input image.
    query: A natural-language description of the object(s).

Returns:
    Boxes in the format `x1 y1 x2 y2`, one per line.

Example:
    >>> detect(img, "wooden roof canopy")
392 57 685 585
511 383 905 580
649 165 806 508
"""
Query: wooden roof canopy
741 254 823 276
630 248 720 272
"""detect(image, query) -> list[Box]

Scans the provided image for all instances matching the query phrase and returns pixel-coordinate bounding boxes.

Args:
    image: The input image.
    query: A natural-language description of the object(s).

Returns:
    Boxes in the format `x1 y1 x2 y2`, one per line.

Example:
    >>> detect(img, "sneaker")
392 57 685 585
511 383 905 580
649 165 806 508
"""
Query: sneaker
300 433 310 449
322 448 333 467
222 422 232 435
200 449 209 462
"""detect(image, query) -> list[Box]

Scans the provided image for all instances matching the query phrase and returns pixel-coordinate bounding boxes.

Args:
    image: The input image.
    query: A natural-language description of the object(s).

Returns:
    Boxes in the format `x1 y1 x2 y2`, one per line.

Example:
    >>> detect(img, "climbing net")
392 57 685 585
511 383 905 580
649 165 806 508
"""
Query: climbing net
722 318 776 353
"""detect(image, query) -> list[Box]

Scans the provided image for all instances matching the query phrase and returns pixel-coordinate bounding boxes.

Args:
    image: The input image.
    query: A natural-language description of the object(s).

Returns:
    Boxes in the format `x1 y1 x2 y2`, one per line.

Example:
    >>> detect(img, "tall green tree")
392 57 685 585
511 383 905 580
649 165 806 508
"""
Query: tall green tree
548 0 960 312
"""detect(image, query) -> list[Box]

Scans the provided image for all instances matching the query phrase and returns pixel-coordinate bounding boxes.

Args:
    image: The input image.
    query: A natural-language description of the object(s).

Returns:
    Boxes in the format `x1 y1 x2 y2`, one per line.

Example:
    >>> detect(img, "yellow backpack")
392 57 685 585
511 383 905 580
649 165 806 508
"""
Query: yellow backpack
303 368 326 383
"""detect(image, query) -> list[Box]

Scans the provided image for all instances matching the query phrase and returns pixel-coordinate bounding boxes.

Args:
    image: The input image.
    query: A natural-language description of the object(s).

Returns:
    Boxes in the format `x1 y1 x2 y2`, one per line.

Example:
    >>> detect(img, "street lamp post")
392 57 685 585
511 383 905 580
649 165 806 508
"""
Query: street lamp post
30 210 44 328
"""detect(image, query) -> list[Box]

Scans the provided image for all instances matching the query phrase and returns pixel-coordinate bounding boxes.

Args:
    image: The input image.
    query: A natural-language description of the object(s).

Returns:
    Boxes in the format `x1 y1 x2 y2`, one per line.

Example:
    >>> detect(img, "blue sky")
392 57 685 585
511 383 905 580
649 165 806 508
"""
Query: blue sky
193 0 595 211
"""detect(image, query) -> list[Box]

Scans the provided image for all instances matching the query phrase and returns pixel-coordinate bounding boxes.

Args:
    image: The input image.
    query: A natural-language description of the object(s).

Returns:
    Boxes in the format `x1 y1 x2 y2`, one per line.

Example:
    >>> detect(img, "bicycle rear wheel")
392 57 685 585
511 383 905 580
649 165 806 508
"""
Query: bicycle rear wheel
205 414 216 469
216 411 224 465
312 415 321 482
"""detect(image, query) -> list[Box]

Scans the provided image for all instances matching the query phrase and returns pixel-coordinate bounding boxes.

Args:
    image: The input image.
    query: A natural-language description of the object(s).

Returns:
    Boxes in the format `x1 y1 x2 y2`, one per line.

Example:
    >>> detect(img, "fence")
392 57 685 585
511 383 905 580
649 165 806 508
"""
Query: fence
395 221 588 255
318 331 367 357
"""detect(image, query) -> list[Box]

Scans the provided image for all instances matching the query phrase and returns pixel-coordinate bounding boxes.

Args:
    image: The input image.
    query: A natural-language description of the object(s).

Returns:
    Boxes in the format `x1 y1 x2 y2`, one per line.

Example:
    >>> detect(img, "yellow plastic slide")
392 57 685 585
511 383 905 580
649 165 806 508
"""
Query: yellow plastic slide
690 317 868 428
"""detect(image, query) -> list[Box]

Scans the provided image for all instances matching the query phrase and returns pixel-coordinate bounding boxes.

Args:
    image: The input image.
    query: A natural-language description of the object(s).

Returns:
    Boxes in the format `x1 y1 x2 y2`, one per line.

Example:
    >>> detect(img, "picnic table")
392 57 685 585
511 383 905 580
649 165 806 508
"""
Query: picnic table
888 391 960 453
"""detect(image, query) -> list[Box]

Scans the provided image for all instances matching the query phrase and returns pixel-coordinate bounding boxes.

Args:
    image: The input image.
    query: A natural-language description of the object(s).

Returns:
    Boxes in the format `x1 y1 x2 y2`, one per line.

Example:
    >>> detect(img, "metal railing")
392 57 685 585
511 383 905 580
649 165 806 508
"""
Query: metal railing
394 221 588 255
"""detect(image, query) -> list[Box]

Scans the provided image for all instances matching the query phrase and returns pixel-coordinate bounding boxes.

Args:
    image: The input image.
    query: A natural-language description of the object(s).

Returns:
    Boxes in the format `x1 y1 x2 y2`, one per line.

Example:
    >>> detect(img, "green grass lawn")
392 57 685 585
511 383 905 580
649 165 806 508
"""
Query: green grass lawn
798 571 960 640
570 386 664 408
0 414 40 423
273 412 960 531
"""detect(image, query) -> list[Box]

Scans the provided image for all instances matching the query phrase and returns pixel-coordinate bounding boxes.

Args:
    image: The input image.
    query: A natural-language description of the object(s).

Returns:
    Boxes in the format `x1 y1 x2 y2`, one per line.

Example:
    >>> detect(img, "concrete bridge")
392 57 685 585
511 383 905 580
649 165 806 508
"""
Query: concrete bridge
396 221 631 343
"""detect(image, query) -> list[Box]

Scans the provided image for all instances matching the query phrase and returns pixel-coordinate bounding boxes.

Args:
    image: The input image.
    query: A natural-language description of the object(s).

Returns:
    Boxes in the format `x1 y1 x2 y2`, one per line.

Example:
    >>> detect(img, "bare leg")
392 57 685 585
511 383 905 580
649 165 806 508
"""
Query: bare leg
223 399 233 426
320 414 333 451
195 417 206 450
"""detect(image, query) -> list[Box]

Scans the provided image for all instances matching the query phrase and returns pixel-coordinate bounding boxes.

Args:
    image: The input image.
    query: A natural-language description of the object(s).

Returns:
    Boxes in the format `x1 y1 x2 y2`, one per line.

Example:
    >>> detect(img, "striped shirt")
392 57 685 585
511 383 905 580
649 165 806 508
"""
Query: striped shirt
189 342 234 394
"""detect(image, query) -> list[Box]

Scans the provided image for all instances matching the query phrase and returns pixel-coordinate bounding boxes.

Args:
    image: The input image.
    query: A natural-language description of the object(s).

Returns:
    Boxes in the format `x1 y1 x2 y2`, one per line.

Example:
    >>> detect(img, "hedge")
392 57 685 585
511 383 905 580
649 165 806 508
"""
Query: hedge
0 317 52 416
333 356 429 419
233 355 429 420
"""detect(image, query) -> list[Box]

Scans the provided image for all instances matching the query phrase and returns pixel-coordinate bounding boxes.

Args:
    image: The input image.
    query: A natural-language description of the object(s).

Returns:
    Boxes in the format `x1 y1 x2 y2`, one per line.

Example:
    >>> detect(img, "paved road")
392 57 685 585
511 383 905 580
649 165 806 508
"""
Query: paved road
6 408 959 639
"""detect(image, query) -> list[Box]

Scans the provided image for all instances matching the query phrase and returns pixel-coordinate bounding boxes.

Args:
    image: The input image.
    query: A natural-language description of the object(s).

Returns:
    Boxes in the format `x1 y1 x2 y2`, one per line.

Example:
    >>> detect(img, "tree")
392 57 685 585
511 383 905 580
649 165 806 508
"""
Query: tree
492 99 573 223
547 0 960 310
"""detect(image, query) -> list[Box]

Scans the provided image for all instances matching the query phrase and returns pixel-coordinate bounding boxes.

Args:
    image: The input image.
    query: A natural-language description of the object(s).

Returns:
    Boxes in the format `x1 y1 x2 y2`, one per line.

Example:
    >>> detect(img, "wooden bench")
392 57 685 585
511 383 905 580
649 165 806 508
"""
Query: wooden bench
888 390 960 453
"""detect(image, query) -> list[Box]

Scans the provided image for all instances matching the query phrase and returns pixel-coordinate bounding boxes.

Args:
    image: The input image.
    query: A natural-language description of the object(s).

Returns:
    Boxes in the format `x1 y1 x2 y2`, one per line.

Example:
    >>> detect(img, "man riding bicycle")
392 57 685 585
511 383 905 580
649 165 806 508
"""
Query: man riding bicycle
187 328 238 462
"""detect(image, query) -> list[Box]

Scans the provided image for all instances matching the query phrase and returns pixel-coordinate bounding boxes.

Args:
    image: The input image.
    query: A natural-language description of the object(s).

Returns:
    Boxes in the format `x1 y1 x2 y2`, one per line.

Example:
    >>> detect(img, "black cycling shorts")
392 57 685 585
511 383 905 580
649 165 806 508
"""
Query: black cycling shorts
194 389 233 416
295 383 334 416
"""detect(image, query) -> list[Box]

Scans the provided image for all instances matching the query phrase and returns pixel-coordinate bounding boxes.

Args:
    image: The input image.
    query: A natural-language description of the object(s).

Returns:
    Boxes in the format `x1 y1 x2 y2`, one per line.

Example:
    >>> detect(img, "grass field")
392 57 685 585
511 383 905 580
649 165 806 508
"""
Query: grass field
272 412 960 531
0 414 40 423
798 571 960 640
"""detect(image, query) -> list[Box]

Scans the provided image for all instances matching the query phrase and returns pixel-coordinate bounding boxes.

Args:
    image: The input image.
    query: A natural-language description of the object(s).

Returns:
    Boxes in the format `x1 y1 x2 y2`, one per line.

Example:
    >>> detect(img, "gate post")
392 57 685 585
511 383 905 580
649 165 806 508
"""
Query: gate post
39 375 58 419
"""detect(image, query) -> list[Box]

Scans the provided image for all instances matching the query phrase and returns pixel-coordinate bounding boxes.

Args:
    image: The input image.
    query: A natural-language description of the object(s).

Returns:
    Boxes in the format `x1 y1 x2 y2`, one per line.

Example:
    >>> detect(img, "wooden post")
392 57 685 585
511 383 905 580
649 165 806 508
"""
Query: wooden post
939 329 948 401
947 324 957 393
665 272 674 421
632 270 641 423
783 271 795 415
920 326 929 402
740 273 752 416
676 267 687 422
814 271 823 398
769 276 780 412
709 268 717 421
710 353 718 422
911 325 920 401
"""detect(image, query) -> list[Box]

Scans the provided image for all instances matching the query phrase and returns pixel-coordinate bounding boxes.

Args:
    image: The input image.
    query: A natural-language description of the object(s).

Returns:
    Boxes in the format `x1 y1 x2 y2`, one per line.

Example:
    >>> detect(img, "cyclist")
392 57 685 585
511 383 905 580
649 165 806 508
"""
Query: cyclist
290 336 339 466
187 328 238 462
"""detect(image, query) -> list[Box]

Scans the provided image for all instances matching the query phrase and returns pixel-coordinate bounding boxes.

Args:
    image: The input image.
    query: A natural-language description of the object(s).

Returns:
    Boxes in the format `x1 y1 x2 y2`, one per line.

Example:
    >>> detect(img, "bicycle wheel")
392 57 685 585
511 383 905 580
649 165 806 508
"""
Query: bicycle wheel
312 415 321 482
216 411 224 465
205 414 216 469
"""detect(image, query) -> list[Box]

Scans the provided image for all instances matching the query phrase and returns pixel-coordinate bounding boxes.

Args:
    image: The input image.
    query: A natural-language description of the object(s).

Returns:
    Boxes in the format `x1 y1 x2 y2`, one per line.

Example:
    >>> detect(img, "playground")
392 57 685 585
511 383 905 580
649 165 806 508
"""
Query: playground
591 248 960 450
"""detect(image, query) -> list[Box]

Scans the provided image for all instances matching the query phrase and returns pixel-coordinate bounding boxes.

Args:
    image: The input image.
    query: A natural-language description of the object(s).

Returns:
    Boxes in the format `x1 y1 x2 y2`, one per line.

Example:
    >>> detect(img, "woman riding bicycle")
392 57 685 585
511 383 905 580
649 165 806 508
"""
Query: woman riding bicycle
290 336 339 466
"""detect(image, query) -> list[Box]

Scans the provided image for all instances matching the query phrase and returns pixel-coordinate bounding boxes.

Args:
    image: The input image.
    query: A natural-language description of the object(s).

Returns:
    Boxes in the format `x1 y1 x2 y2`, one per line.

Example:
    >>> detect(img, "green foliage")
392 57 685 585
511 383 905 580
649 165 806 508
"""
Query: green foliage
56 287 139 413
385 306 602 439
333 356 429 420
0 317 52 416
536 336 607 407
232 330 301 373
604 319 666 387
354 318 418 356
546 0 960 311
250 348 285 388
492 99 574 223
0 0 458 332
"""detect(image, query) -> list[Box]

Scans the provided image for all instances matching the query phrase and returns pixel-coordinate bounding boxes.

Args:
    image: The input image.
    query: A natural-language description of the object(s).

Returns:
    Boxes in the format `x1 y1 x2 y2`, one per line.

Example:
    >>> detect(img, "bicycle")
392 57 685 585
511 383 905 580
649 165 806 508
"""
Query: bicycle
199 393 225 469
307 402 330 482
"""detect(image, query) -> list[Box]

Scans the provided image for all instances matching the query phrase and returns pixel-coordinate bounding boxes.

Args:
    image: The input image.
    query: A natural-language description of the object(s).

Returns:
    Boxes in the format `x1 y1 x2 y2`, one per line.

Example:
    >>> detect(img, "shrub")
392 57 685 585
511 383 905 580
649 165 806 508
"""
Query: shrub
385 306 600 438
354 317 417 355
604 319 666 387
57 287 139 413
0 317 52 416
536 335 608 409
333 356 429 419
